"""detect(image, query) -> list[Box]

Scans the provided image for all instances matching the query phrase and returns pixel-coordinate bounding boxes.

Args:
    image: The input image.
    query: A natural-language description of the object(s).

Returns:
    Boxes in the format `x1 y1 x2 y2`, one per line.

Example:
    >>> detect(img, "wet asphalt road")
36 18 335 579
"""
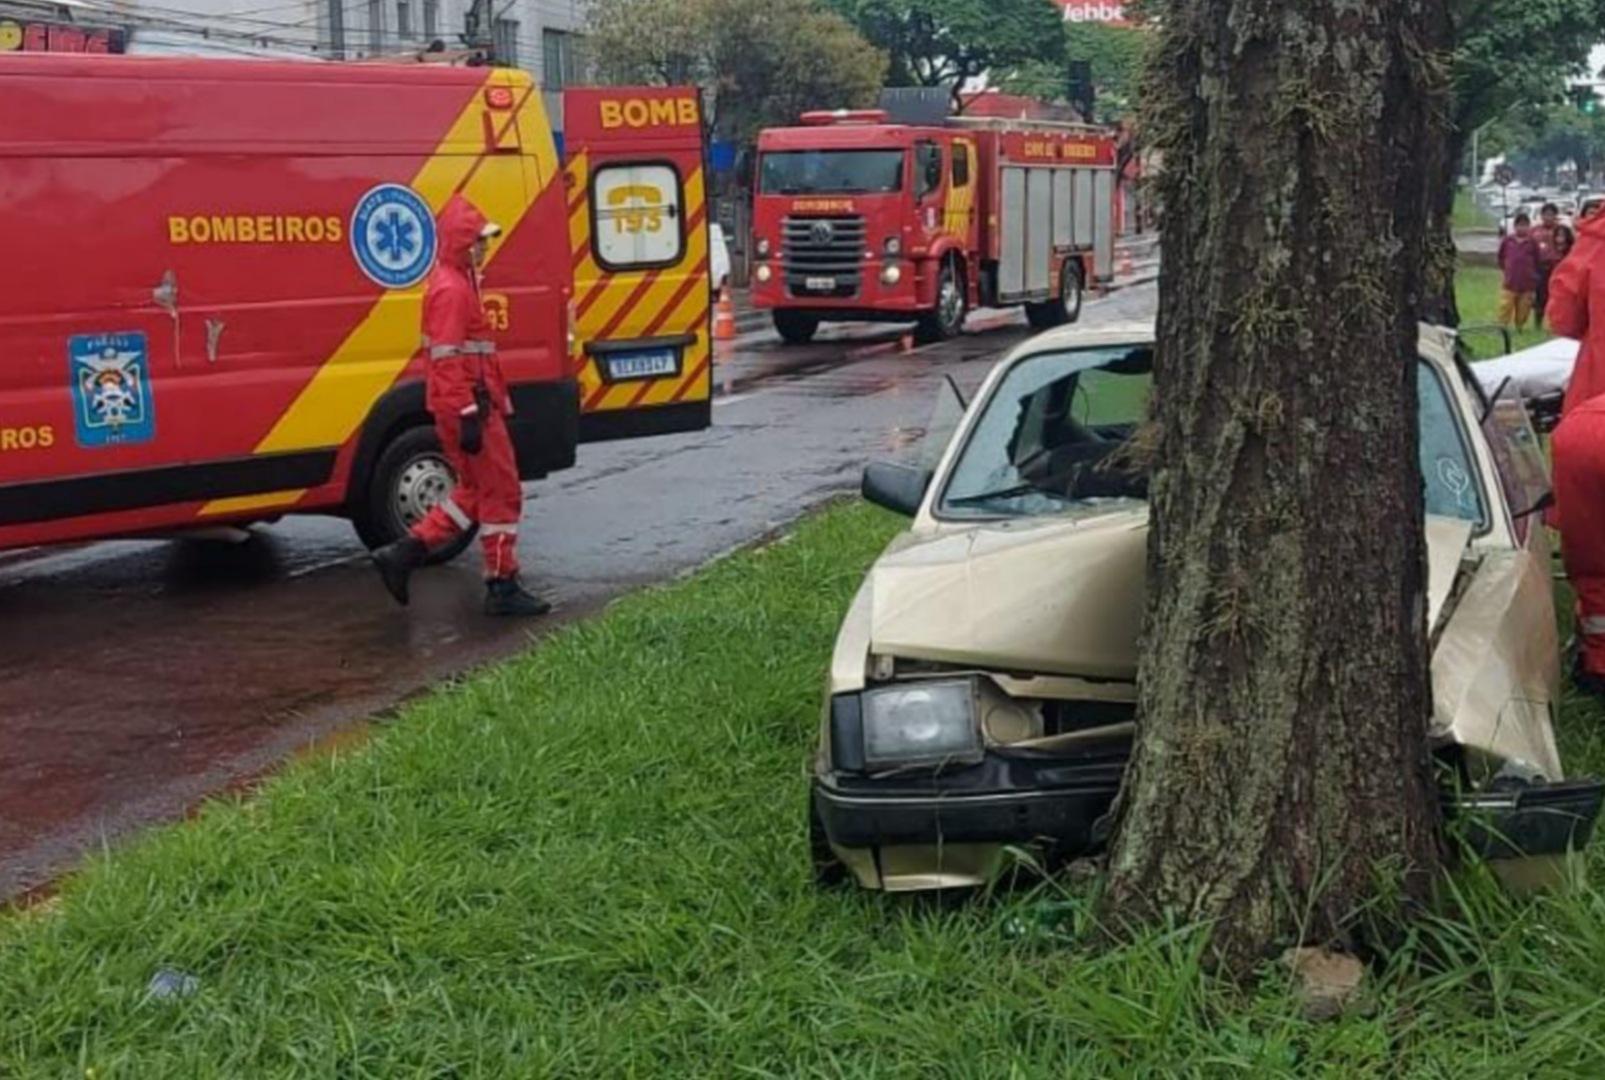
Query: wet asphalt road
0 282 1158 900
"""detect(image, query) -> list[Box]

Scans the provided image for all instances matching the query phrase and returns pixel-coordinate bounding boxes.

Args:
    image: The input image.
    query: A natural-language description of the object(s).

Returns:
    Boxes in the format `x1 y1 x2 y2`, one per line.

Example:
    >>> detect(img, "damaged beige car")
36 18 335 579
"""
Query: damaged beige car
812 322 1603 892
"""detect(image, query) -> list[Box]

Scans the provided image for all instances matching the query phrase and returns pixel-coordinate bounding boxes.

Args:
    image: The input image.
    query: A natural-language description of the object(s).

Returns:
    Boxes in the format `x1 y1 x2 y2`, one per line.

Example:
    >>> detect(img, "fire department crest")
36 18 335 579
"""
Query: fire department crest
351 183 437 289
68 332 155 448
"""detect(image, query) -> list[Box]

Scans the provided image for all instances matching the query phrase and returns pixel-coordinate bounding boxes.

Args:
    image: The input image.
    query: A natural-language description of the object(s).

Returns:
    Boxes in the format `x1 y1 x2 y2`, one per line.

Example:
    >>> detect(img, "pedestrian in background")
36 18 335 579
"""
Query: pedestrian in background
1498 212 1541 330
1533 203 1563 330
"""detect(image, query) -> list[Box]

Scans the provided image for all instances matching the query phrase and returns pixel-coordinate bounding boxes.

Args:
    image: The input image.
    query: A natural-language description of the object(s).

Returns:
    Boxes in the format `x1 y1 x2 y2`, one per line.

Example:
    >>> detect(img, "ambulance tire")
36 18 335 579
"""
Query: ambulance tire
1026 261 1084 330
774 310 819 345
353 425 476 566
916 260 967 344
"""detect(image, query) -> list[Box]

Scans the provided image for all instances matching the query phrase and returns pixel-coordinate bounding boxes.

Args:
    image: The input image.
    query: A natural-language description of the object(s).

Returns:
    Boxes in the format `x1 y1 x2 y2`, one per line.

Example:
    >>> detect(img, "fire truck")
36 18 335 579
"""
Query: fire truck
0 57 711 560
750 109 1119 344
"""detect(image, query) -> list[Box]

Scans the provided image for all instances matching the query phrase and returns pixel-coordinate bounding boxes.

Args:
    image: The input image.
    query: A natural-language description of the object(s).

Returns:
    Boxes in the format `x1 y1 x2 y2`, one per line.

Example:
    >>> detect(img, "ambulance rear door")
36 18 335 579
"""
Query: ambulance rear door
563 87 713 441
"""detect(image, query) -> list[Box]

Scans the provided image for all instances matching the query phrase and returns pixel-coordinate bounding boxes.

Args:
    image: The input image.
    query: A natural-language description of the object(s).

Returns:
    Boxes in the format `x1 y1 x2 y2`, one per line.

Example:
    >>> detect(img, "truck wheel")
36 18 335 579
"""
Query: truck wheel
774 310 819 345
352 425 476 565
1027 260 1084 330
917 261 967 343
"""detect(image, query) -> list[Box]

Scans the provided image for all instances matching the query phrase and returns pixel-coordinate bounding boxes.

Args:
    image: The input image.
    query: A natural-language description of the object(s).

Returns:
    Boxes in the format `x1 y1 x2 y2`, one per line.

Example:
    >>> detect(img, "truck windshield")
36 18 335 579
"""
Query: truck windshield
759 150 904 195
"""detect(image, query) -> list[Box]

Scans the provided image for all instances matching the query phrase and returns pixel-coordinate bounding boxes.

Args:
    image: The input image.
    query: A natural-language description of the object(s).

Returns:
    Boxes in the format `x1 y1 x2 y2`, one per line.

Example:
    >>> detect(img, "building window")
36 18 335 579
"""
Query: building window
423 0 437 39
367 0 383 52
492 17 519 67
542 28 579 89
396 0 412 38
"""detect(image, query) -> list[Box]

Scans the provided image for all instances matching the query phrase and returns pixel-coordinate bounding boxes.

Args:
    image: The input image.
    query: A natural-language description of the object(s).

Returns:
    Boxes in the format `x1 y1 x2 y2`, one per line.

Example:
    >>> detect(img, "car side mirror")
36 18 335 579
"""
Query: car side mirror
862 460 932 517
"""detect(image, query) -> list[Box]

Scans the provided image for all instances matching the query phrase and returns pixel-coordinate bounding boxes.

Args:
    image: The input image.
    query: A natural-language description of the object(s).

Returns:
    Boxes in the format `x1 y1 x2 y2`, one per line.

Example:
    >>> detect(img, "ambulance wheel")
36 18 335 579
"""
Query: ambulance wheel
353 425 476 566
774 310 819 345
1027 261 1084 330
916 261 967 343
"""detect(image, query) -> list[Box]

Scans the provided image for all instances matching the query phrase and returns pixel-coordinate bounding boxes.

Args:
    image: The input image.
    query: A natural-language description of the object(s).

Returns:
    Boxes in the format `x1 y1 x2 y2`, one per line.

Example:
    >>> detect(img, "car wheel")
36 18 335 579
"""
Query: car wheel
352 425 476 566
917 260 967 343
809 803 849 888
774 310 819 345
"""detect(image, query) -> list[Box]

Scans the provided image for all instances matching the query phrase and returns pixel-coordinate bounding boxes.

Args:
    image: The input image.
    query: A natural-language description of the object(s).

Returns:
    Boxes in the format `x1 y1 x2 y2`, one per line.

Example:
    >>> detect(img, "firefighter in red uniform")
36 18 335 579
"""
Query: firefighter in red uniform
1546 209 1605 693
372 195 550 617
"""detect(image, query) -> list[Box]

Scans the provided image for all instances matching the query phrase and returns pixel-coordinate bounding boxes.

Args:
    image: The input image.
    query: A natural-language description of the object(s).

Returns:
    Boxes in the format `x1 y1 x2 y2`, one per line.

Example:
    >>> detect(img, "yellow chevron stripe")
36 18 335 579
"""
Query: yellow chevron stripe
202 72 555 517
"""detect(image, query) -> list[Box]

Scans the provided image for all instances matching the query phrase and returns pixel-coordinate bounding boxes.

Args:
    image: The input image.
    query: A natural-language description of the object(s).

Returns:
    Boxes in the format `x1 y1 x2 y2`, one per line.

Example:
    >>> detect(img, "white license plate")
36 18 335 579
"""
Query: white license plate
805 276 837 291
605 348 679 380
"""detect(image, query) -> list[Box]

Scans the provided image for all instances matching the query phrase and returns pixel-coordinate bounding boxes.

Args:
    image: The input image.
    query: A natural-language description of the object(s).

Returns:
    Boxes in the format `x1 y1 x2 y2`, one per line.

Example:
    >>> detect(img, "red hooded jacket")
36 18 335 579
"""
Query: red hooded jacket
421 195 508 415
1546 211 1605 414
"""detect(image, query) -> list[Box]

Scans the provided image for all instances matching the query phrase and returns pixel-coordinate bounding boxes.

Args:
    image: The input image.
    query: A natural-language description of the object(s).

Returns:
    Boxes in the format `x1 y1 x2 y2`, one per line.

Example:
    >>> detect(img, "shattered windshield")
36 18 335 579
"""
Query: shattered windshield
939 346 1154 519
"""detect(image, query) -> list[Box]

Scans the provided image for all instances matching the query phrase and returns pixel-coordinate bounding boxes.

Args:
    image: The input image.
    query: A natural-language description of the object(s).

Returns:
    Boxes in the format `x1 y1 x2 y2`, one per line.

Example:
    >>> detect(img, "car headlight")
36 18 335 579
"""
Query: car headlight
862 679 981 768
884 236 902 257
757 237 772 258
755 263 773 283
880 264 903 286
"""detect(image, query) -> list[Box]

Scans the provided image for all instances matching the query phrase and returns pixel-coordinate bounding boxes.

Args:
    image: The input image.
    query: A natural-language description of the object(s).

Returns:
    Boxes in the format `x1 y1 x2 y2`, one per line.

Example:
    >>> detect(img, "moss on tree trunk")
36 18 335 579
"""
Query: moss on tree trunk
1099 0 1453 974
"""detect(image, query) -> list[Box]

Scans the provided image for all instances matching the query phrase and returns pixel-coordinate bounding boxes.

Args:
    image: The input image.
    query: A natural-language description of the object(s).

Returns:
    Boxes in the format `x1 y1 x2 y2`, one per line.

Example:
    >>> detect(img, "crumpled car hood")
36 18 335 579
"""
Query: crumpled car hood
867 508 1474 681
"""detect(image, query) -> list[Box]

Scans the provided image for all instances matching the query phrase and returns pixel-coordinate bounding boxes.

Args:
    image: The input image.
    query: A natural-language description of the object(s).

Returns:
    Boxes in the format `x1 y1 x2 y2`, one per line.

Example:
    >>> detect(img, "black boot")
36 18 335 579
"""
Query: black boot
371 536 427 606
485 576 552 617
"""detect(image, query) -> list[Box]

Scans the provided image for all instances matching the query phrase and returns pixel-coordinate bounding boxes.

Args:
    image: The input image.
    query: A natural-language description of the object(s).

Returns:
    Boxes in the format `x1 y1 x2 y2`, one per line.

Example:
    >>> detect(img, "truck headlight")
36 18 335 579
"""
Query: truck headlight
755 263 773 283
862 679 981 768
757 237 772 258
880 264 903 286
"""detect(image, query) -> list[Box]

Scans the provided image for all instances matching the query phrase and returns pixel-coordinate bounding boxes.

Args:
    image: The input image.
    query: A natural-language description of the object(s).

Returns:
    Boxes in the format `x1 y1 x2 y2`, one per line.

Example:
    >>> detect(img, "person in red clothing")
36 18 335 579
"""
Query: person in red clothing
371 194 550 617
1545 208 1605 693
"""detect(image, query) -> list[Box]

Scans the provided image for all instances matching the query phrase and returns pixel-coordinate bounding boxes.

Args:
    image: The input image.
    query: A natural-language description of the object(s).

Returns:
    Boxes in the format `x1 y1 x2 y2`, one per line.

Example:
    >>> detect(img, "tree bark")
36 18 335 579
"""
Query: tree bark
1100 0 1453 974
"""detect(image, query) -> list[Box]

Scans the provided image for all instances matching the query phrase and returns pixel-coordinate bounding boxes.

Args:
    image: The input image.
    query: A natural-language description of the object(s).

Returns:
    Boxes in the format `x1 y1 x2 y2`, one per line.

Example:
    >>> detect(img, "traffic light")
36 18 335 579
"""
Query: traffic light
1573 84 1600 115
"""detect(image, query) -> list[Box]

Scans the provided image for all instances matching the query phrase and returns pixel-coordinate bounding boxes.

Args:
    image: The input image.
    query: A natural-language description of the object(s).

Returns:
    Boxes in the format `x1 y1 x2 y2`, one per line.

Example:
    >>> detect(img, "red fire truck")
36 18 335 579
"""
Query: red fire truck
0 57 710 560
750 109 1118 344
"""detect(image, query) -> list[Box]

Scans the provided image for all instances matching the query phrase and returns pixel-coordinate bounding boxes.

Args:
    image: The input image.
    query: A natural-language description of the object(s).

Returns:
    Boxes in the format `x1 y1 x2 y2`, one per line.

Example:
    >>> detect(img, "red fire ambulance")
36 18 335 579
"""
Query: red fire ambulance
0 57 710 560
751 109 1118 344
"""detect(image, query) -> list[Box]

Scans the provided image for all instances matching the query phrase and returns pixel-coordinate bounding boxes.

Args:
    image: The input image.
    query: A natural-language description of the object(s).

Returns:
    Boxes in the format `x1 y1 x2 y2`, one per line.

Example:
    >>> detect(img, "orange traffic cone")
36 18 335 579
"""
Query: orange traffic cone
714 285 737 342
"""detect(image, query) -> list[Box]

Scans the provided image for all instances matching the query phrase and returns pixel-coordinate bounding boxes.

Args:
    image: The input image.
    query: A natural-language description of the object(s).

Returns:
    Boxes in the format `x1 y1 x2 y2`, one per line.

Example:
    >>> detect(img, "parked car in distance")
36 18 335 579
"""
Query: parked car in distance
811 322 1603 893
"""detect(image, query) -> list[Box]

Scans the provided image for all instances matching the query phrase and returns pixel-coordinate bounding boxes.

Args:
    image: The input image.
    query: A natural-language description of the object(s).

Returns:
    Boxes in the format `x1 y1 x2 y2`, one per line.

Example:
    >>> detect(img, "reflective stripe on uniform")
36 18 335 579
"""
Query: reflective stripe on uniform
482 523 517 536
1582 616 1605 636
430 344 463 360
463 340 496 356
440 498 472 531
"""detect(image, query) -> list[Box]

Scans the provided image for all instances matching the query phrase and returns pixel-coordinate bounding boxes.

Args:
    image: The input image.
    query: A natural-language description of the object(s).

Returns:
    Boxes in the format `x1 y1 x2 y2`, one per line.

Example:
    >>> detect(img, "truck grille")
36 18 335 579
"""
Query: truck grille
782 215 865 298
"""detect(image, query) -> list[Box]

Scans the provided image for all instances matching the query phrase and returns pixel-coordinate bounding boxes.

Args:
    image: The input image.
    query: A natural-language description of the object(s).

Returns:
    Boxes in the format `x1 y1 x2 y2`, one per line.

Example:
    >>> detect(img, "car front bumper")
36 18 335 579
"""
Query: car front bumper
1455 778 1605 860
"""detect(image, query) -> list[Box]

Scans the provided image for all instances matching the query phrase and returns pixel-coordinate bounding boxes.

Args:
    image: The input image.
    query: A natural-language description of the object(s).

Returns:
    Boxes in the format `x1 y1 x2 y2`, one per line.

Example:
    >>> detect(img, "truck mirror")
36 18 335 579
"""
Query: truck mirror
862 460 932 517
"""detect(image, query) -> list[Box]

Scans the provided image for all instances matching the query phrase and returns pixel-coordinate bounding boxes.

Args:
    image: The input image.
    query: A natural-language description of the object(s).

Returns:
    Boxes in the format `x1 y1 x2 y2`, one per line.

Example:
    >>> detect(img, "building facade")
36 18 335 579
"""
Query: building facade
1 0 585 117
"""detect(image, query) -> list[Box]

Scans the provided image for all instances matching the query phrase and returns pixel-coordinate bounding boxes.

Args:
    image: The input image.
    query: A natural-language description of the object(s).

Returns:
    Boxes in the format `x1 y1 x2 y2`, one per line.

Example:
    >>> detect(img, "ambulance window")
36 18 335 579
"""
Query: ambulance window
592 163 684 270
952 143 971 188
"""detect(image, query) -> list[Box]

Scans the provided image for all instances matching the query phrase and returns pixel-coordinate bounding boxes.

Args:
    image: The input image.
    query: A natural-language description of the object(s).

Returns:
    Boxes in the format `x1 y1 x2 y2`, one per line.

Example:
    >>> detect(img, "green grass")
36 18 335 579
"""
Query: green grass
1453 189 1495 231
4 501 1605 1076
1455 264 1554 357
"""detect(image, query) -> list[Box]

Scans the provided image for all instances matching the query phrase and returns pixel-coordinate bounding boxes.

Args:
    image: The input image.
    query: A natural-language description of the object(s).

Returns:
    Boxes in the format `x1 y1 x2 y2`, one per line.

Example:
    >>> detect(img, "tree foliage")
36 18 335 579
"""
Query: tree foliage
830 0 1065 103
585 0 887 142
1000 22 1147 121
1453 0 1605 136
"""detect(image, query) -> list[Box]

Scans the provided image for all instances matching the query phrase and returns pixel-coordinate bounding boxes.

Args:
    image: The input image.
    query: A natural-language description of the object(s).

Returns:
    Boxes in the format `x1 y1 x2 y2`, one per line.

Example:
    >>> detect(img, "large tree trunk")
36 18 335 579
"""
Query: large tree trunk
1100 1 1452 973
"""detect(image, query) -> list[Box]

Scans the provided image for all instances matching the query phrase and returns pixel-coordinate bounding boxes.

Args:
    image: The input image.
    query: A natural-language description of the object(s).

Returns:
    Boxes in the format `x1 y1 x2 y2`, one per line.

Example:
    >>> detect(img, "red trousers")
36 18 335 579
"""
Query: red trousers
410 403 523 580
1554 403 1605 675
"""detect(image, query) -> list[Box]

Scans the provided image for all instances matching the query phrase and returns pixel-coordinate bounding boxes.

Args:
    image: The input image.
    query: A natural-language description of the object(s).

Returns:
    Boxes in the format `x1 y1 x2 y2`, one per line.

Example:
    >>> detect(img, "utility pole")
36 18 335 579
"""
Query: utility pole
463 0 492 61
328 0 345 58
